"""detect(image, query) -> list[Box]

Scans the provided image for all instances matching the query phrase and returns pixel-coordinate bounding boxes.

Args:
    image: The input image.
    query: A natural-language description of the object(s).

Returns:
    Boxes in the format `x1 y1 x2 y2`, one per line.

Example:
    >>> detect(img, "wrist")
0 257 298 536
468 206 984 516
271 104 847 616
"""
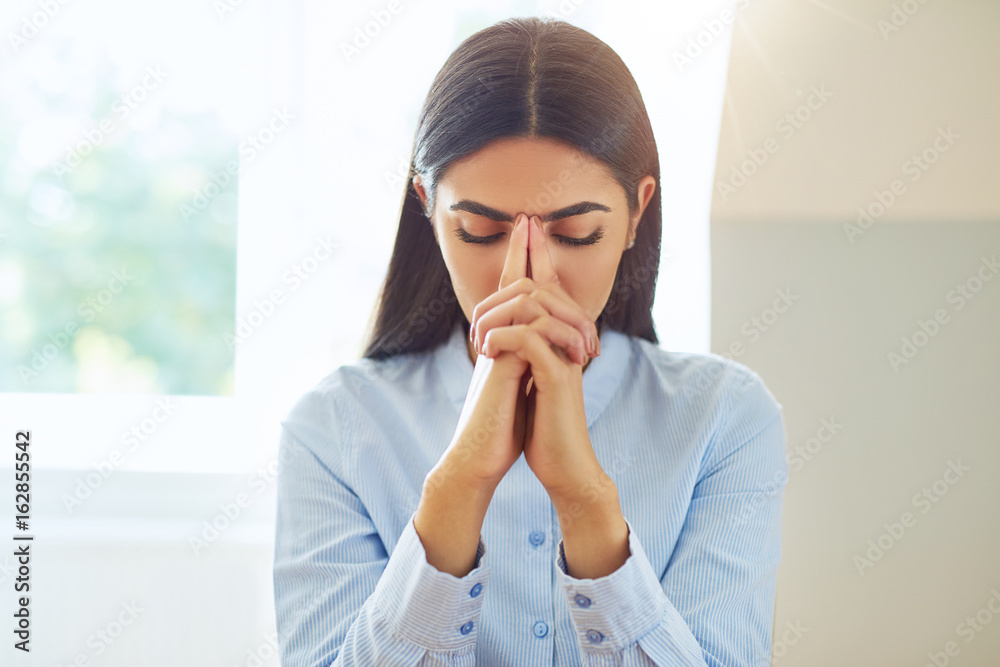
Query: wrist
416 467 496 578
422 462 498 509
547 464 617 511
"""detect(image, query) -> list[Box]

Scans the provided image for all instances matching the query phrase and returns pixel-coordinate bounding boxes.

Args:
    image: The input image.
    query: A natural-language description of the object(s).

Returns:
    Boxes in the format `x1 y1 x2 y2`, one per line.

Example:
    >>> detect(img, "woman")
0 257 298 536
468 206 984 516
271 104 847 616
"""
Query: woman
274 16 787 667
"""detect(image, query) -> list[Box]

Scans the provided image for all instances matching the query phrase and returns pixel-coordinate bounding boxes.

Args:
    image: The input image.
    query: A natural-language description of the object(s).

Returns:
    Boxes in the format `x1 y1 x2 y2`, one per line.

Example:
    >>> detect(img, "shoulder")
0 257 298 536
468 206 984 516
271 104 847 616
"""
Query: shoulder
628 334 783 420
279 347 439 461
625 337 784 477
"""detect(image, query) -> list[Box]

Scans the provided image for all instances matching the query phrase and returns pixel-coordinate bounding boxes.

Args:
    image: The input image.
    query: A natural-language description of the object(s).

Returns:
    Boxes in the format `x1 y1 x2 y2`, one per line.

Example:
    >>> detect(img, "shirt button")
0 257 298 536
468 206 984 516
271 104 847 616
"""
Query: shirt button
585 629 604 644
529 531 546 547
460 621 474 635
532 621 549 638
574 594 592 608
469 582 483 597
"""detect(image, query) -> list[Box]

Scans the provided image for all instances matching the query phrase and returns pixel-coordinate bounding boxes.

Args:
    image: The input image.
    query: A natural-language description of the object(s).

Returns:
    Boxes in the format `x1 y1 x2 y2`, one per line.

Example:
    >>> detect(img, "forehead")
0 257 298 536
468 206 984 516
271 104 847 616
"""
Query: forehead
437 136 618 202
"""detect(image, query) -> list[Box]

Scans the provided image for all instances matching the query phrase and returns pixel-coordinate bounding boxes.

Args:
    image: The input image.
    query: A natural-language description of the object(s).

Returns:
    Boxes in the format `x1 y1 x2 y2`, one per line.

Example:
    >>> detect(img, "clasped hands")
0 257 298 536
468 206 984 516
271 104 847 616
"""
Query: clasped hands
468 213 607 502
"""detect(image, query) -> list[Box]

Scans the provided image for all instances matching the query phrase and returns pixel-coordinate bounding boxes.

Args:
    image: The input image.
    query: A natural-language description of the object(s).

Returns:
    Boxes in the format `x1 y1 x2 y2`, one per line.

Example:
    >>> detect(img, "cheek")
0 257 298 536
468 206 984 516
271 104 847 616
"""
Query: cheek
552 248 622 320
438 240 506 317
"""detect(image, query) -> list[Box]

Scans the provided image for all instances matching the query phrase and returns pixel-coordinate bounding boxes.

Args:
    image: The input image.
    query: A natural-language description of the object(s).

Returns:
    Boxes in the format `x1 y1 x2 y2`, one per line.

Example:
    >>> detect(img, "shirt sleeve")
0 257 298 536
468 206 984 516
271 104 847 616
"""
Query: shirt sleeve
554 367 788 667
273 424 492 666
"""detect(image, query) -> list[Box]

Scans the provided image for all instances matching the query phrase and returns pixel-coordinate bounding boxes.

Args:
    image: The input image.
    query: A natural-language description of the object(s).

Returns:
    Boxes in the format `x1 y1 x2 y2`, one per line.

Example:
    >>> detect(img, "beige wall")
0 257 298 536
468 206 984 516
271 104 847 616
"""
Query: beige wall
710 1 1000 665
712 0 999 224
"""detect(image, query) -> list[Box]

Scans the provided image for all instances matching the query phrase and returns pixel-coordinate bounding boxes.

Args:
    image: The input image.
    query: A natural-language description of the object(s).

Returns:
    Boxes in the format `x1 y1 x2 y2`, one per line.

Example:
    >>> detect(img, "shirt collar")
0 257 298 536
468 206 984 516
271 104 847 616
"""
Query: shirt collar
435 320 631 429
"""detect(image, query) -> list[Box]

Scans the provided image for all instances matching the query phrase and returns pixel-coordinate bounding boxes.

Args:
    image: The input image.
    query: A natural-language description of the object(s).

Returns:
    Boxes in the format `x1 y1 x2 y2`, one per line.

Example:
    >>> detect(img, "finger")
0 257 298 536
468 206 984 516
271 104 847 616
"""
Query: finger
482 318 586 369
527 215 558 285
498 213 530 290
476 300 588 365
470 276 535 344
528 286 600 356
473 291 547 357
471 280 599 359
483 324 574 394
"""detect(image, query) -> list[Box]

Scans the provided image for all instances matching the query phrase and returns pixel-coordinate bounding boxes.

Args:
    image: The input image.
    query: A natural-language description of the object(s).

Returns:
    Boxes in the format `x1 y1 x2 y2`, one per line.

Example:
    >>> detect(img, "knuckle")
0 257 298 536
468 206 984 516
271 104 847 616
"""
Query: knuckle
529 315 549 329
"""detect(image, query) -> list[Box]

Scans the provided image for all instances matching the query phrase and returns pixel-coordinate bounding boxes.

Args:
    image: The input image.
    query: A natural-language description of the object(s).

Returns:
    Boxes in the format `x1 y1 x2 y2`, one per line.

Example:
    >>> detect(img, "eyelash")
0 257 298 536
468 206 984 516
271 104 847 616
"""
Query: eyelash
454 227 605 247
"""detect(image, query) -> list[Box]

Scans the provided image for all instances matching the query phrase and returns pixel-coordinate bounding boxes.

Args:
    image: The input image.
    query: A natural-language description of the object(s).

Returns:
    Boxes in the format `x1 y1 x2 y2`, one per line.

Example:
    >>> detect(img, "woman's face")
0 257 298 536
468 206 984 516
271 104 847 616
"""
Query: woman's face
413 136 657 336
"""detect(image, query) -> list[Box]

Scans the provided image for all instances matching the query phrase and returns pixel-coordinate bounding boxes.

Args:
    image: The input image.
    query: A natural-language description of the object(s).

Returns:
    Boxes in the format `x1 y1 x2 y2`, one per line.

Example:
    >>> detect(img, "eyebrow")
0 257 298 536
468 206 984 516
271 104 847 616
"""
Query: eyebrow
449 199 611 223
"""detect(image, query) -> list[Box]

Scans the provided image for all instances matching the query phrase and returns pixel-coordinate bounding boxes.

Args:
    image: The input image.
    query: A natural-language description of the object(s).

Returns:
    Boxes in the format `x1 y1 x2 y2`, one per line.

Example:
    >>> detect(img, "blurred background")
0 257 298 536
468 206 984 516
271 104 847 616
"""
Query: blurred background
0 0 996 665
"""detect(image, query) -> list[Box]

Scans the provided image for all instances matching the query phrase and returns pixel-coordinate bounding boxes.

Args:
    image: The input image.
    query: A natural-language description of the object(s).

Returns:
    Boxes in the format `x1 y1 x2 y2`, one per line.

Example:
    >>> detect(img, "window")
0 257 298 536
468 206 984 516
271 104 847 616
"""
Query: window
3 0 733 475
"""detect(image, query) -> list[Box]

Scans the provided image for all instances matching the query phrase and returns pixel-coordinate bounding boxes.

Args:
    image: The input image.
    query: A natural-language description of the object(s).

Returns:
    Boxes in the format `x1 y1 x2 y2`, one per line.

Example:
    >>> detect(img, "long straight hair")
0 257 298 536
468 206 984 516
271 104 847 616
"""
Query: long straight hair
363 17 662 360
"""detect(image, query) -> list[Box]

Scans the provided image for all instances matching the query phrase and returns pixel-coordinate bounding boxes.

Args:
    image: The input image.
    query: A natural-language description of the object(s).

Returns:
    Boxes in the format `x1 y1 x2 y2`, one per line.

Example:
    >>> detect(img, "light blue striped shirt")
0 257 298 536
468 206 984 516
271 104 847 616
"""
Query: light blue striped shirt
273 320 787 666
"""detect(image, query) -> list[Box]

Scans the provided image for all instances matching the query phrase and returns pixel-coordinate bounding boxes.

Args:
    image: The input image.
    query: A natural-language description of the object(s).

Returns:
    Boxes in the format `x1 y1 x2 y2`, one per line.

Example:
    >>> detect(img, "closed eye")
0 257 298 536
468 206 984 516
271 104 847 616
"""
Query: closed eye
453 227 605 247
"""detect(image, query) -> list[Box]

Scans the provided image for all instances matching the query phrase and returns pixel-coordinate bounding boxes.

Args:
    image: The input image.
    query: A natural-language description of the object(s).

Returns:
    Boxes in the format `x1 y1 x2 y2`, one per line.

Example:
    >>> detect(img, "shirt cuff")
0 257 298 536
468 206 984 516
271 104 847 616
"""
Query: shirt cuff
370 513 490 652
555 517 667 651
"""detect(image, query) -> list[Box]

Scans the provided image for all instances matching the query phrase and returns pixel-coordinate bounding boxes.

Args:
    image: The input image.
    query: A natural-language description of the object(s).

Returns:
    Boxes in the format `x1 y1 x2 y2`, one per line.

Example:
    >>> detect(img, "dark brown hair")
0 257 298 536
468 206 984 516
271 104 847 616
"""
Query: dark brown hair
363 16 662 360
